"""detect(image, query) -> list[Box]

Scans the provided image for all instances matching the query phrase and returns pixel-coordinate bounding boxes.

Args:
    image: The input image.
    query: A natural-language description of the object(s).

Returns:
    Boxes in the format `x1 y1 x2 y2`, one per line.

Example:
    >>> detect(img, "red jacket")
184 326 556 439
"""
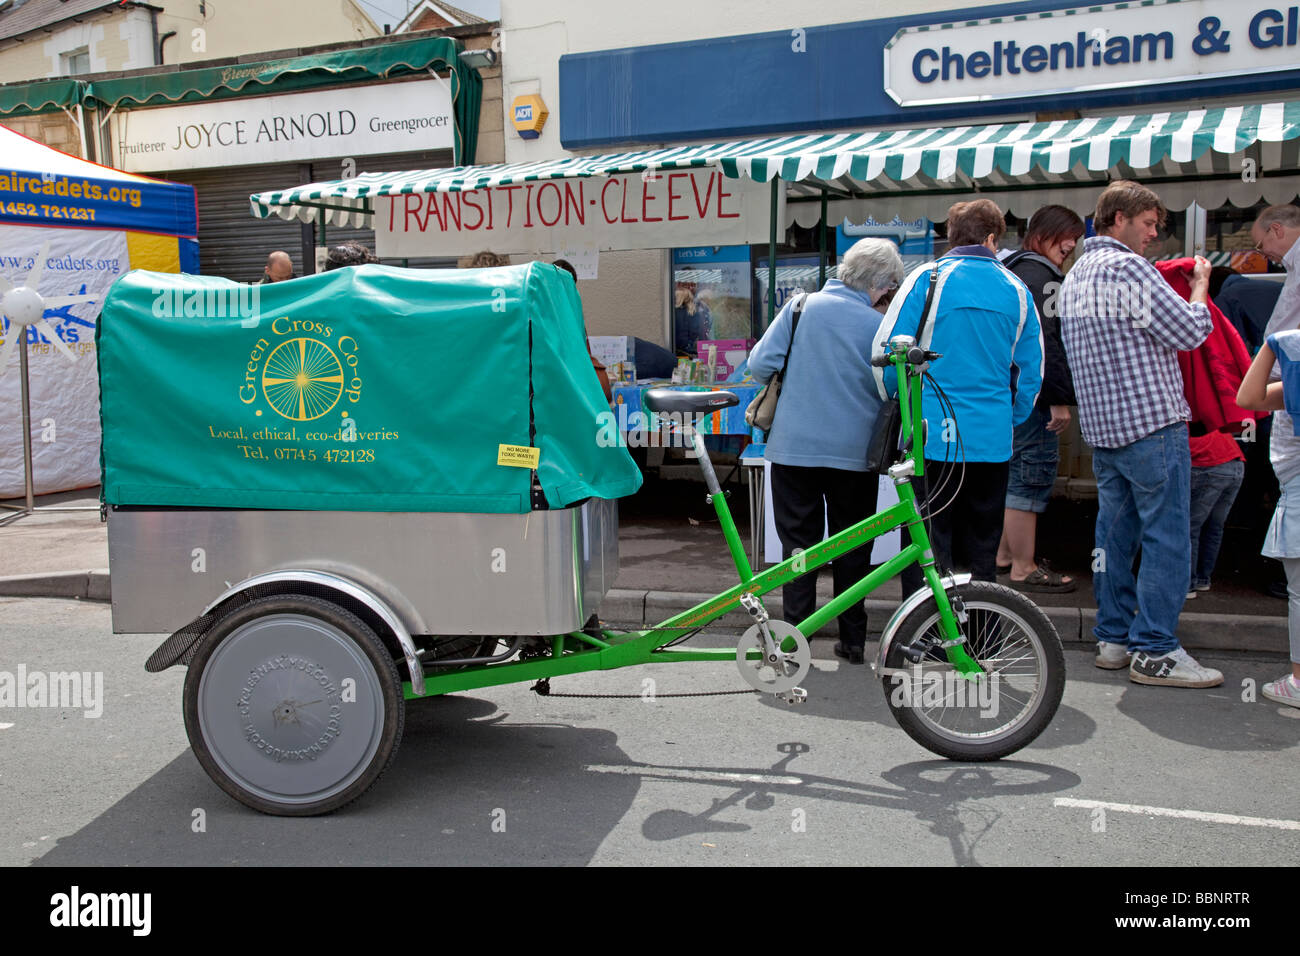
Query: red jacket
1155 259 1264 435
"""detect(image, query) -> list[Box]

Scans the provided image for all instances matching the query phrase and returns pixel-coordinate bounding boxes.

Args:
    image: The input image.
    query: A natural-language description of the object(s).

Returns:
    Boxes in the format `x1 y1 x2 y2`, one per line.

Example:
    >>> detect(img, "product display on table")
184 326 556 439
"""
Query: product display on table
98 262 642 513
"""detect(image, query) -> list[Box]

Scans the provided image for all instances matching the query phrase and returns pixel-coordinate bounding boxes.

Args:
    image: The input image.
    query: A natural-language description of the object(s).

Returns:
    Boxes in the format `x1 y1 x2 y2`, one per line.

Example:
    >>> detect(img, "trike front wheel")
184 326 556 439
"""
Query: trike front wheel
880 581 1065 761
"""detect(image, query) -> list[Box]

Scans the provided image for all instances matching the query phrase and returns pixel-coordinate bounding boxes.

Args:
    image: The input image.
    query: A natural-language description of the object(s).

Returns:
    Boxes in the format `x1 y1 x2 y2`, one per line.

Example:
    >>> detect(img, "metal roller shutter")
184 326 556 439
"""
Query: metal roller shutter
158 150 458 283
161 162 310 283
309 151 458 271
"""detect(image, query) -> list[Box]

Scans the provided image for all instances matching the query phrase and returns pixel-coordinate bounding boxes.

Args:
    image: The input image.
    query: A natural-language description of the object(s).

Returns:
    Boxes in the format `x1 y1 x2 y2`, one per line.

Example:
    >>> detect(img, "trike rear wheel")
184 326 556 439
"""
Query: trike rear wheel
880 581 1064 761
182 593 404 816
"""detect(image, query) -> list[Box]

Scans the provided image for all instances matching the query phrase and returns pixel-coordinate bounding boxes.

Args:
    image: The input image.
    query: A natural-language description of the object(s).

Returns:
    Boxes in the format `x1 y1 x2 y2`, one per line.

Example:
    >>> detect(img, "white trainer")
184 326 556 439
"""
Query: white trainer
1095 641 1132 670
1261 674 1300 708
1129 647 1224 688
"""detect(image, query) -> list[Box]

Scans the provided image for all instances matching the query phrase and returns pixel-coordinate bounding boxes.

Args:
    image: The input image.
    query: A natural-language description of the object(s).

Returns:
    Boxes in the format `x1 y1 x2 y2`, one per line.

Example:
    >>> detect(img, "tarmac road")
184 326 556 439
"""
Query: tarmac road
1 597 1296 868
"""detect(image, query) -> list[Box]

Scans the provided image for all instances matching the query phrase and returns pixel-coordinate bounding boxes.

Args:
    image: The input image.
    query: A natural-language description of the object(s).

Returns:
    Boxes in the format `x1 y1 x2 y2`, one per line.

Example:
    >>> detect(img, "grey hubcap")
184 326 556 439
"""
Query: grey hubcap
197 613 386 806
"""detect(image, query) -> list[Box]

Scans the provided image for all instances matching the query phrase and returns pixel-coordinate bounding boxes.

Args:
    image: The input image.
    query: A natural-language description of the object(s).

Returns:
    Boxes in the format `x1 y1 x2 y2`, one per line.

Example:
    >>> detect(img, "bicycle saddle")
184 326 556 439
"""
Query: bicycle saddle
643 388 739 415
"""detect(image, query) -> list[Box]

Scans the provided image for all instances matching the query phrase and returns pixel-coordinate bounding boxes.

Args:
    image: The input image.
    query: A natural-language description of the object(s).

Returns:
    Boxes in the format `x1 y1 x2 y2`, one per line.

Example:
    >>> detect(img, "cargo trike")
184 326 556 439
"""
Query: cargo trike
99 263 1064 816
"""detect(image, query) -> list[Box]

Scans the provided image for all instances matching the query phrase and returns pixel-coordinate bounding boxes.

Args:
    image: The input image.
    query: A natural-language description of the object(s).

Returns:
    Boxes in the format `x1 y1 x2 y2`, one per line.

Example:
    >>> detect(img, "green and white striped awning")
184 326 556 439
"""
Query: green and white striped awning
251 101 1300 229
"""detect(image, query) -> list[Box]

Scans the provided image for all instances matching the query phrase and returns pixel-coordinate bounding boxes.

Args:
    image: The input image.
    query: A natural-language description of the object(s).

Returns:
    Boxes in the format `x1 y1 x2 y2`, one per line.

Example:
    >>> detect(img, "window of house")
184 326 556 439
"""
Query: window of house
61 48 90 76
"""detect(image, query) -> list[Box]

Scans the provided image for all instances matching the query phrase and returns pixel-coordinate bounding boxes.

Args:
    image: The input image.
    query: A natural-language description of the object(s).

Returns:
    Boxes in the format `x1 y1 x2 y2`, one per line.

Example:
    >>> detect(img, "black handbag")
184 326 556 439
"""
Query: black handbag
866 267 939 474
865 398 903 474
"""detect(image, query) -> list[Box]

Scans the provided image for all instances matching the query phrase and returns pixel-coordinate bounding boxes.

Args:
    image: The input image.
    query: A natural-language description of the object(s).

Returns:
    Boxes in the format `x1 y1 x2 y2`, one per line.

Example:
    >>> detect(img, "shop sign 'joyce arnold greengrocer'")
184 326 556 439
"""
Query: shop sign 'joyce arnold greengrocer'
886 0 1300 106
112 79 453 173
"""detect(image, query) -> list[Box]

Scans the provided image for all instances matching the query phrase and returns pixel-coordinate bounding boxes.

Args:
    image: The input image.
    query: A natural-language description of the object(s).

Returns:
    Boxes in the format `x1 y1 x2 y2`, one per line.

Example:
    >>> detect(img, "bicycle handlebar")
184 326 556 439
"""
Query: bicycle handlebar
871 349 942 368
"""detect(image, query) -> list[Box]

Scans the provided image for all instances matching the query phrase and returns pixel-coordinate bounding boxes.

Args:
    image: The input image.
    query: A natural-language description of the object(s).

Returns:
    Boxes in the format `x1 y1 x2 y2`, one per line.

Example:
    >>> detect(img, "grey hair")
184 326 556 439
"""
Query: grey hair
838 238 904 300
1257 203 1300 231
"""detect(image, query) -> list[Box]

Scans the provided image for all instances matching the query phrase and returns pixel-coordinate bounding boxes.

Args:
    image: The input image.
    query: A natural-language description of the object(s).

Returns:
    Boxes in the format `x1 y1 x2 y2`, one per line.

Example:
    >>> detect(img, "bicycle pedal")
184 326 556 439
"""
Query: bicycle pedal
778 687 807 705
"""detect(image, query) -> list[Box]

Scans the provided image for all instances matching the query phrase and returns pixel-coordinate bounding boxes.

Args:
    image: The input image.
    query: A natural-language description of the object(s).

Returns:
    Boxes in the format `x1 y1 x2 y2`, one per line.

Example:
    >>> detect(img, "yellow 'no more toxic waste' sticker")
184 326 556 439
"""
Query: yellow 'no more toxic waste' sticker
498 444 540 468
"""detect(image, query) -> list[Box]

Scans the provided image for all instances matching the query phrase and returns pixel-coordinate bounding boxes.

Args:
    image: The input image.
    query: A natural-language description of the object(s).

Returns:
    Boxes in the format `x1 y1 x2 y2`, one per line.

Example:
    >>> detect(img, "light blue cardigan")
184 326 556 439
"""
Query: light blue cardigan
748 279 886 472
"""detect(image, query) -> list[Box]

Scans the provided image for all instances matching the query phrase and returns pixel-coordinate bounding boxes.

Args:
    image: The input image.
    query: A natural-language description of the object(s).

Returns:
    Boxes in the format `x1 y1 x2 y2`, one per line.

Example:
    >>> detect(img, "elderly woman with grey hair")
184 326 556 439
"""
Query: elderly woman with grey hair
747 238 904 663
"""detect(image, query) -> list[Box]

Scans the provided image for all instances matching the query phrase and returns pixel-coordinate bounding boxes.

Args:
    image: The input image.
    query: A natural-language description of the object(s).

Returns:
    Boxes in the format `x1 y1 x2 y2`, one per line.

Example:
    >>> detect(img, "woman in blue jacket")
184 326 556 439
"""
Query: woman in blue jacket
871 199 1044 596
748 238 903 664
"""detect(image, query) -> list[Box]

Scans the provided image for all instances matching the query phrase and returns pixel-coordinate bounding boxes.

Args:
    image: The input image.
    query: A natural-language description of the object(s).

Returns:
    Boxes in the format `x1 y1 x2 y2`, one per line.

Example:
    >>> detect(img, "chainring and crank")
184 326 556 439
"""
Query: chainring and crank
734 619 810 694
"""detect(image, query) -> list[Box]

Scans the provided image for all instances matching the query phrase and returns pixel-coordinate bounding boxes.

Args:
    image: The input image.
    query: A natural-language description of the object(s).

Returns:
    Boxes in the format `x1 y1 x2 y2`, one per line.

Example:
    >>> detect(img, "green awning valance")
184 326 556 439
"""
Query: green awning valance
83 35 480 165
251 100 1300 227
0 78 83 118
0 37 482 165
84 36 462 109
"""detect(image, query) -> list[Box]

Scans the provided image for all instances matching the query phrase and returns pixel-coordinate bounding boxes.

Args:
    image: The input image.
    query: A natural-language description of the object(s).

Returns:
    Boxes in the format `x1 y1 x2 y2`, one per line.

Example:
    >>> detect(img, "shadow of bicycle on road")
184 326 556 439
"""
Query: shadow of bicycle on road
612 744 1080 866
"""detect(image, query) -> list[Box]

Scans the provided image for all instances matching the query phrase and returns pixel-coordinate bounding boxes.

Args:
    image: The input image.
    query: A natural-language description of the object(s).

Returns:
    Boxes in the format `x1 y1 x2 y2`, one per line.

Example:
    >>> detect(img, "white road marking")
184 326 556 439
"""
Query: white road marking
586 764 803 785
0 723 13 730
1054 798 1300 831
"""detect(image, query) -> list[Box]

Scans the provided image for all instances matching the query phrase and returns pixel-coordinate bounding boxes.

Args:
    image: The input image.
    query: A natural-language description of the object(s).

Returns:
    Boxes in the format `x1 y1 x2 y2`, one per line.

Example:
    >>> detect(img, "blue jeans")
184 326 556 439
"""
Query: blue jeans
1092 422 1191 655
1189 459 1244 589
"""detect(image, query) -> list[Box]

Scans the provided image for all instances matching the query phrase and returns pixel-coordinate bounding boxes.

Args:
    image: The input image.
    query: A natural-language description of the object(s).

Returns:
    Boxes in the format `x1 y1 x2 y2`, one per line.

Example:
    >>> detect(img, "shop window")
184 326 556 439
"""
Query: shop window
840 217 934 273
752 253 828 331
749 222 836 332
1205 200 1297 275
671 245 751 356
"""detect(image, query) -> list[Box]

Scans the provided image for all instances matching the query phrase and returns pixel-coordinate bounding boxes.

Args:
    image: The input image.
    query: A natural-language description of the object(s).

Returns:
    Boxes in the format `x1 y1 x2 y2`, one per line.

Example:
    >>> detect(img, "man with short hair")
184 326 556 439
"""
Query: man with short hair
1060 180 1220 687
260 250 293 284
1255 204 1300 342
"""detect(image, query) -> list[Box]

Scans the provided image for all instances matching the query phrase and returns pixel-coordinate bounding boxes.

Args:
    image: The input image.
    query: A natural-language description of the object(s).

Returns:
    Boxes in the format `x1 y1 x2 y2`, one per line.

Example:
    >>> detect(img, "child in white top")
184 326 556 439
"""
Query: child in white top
1238 328 1300 706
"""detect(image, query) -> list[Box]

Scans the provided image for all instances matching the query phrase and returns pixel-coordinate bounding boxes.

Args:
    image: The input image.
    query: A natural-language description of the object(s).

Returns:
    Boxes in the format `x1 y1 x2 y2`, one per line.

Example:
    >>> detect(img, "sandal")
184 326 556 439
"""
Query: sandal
1009 564 1076 593
998 556 1044 576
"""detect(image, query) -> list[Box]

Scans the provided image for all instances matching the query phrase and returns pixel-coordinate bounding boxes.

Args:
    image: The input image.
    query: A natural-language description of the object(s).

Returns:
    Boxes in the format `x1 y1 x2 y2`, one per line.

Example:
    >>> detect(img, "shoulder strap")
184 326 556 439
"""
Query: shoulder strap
1001 249 1029 270
777 293 808 380
914 268 939 347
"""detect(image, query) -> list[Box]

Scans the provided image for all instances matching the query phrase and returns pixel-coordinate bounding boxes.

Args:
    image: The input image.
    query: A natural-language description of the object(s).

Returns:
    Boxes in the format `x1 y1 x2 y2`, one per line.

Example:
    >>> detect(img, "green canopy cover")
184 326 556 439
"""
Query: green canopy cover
98 263 640 513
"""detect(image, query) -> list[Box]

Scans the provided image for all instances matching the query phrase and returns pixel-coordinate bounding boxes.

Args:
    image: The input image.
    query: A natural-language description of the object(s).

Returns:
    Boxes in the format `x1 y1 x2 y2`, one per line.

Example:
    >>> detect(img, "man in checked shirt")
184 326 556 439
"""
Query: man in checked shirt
1060 180 1222 688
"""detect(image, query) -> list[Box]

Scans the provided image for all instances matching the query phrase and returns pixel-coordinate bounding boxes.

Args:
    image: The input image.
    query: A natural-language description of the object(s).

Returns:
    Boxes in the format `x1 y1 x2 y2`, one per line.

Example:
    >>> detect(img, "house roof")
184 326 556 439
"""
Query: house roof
0 0 156 44
395 0 490 32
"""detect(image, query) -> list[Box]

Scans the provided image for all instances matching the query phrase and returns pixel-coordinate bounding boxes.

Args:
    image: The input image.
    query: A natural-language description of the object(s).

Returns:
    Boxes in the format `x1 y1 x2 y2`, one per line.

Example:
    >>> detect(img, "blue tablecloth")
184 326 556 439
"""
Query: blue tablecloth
611 382 762 437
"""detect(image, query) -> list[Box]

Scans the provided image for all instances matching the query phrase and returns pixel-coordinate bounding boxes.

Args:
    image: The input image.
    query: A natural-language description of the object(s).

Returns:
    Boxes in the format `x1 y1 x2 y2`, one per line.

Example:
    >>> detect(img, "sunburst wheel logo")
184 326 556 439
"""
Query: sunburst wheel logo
261 336 344 421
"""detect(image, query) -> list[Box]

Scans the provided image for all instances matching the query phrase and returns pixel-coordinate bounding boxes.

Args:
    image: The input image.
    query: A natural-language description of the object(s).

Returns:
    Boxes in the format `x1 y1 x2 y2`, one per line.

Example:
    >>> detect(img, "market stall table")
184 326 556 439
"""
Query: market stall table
611 381 760 437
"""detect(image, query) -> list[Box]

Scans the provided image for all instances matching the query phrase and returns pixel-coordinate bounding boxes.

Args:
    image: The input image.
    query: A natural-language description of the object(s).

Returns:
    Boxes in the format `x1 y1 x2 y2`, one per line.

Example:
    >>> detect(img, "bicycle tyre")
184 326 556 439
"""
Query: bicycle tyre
183 593 404 816
880 580 1065 761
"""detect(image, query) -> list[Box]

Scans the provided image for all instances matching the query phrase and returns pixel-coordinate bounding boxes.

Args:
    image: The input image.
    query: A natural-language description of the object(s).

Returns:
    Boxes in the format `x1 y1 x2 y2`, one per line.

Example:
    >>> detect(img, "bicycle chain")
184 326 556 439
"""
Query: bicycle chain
530 679 758 699
528 622 761 698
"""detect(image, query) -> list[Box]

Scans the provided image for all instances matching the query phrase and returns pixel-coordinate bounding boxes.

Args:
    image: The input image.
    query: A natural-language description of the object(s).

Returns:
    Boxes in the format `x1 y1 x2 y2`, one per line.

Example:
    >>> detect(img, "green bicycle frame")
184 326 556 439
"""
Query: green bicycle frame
403 345 980 700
